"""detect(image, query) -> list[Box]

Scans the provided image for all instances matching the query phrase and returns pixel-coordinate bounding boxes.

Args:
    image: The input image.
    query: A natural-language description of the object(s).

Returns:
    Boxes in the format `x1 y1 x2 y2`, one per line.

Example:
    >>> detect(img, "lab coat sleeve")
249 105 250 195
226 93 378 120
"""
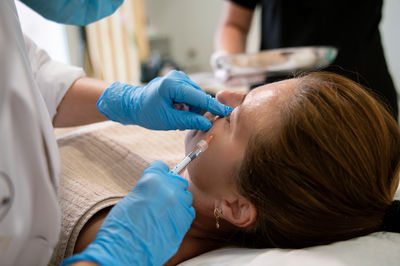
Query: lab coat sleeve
23 34 86 119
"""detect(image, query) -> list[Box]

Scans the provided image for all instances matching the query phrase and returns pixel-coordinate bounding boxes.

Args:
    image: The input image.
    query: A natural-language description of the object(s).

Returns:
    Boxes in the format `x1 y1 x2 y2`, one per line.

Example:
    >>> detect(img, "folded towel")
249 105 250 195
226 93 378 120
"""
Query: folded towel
49 122 186 265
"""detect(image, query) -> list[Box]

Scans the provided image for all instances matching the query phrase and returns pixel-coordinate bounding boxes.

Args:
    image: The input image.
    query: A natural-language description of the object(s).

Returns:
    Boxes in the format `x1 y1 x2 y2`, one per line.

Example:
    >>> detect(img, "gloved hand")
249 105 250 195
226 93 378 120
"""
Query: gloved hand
210 50 266 86
62 161 195 266
97 70 233 130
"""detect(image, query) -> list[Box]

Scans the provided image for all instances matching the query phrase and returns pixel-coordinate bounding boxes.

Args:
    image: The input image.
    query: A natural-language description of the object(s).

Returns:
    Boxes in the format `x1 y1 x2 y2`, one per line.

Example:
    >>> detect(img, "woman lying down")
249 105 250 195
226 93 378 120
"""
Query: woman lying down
51 72 400 265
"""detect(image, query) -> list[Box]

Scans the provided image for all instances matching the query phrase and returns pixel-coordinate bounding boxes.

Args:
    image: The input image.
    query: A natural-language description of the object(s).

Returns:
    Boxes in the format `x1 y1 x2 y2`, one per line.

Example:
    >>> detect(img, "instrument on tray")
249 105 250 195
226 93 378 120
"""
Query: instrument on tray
214 46 338 83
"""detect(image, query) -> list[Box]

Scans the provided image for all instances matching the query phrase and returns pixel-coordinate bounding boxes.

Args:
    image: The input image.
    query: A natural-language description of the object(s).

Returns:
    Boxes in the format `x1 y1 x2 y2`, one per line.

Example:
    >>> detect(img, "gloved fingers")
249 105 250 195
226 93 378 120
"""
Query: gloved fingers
161 70 232 117
169 109 212 131
143 160 169 174
171 87 233 118
173 102 202 115
169 204 196 236
167 173 190 190
179 190 194 207
147 76 162 86
165 70 203 91
188 205 196 219
173 102 190 111
142 161 190 191
168 188 193 208
210 50 229 70
203 94 233 117
164 70 206 113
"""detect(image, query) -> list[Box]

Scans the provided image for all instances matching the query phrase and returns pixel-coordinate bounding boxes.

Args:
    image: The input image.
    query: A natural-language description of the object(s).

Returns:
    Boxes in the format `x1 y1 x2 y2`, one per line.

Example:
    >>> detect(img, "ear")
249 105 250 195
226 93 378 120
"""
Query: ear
216 196 257 228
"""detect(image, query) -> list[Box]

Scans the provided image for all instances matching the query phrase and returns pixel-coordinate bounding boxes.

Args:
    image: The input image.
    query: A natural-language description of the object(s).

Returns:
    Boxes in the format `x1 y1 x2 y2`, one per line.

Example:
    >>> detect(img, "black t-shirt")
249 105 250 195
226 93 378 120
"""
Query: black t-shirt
229 0 398 118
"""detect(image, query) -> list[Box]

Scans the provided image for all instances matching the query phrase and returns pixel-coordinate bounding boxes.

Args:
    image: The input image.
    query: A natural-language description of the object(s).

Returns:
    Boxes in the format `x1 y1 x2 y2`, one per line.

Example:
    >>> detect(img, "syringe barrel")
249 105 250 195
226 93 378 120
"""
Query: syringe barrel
170 156 192 175
195 139 208 152
169 137 211 175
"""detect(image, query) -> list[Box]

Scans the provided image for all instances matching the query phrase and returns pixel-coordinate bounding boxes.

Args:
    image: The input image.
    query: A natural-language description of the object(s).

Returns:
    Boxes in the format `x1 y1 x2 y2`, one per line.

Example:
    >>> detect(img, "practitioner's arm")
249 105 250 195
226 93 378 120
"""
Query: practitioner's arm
214 1 254 54
54 70 232 130
53 77 108 127
212 2 266 85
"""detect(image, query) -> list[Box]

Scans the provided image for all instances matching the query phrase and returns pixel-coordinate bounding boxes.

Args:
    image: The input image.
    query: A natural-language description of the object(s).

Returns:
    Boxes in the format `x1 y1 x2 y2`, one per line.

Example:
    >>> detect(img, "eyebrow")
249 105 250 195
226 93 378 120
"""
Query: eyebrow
234 92 249 126
237 92 248 109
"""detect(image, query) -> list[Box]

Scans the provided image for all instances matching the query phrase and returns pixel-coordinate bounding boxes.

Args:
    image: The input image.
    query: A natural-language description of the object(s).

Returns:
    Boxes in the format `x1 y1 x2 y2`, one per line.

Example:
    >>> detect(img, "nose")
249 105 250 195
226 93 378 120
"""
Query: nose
216 90 247 108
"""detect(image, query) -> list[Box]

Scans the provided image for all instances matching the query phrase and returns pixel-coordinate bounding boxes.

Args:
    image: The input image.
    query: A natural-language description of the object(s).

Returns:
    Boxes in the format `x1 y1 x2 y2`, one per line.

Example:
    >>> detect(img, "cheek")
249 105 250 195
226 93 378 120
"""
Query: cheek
185 119 234 193
186 152 213 192
184 113 219 154
186 140 234 193
184 117 224 155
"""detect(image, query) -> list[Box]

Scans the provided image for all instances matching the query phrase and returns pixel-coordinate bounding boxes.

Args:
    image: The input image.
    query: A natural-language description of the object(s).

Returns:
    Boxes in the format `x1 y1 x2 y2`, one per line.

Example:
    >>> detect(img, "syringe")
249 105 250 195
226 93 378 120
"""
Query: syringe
170 135 214 175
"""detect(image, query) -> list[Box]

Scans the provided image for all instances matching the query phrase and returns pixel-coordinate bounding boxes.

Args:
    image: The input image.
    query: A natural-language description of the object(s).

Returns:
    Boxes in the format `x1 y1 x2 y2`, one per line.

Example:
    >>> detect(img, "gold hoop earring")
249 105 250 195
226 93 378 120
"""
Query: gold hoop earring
214 207 223 229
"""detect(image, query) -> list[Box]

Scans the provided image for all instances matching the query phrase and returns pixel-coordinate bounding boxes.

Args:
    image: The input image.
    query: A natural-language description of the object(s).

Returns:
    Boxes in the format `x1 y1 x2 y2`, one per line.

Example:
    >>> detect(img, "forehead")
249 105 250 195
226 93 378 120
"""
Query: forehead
237 79 297 132
248 78 296 101
242 79 296 113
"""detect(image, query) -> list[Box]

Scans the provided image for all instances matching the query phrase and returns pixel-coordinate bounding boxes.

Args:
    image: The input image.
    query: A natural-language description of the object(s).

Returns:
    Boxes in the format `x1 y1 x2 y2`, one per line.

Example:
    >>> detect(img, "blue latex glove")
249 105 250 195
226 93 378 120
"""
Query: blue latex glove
21 0 123 26
97 70 233 131
62 161 195 266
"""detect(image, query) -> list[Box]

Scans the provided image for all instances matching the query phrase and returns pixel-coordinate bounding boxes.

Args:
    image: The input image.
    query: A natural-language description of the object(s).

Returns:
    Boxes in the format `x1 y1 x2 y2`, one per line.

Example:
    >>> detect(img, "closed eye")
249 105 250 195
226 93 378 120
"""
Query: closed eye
225 112 231 124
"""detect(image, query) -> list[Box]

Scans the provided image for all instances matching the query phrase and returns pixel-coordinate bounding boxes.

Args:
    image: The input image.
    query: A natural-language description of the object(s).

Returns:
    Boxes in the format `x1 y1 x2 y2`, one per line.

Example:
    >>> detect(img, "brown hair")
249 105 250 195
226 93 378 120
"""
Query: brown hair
234 72 400 248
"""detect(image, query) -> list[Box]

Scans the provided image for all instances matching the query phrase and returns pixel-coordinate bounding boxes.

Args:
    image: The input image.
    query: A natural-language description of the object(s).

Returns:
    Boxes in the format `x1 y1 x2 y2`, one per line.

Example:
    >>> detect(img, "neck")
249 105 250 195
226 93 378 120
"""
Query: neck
164 170 232 265
183 169 221 237
183 169 236 236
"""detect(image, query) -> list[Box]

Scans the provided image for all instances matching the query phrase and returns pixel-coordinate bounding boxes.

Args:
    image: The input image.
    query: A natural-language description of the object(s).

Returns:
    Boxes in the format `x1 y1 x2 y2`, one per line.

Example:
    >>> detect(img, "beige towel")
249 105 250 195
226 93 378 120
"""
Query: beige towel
49 123 186 265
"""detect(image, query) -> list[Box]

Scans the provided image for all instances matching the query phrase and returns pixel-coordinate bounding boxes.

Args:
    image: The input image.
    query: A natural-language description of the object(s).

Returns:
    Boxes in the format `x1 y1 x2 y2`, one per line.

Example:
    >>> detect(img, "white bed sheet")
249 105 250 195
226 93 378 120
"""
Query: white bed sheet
181 187 400 266
180 232 400 266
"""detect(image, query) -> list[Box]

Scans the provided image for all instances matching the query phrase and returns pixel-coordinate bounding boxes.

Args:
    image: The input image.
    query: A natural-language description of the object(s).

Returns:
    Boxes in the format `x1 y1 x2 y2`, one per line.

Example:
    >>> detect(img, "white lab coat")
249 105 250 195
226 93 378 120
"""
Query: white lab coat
0 0 85 265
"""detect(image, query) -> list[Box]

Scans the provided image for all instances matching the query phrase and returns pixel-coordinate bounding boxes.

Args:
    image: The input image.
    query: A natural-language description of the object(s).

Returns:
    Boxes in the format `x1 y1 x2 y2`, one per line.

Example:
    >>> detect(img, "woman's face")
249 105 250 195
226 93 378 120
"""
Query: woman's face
184 79 296 202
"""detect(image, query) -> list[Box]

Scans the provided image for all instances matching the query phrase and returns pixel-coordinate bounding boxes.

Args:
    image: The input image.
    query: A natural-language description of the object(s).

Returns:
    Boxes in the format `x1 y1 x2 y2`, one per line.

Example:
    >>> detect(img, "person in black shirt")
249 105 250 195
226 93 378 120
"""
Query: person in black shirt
214 0 398 119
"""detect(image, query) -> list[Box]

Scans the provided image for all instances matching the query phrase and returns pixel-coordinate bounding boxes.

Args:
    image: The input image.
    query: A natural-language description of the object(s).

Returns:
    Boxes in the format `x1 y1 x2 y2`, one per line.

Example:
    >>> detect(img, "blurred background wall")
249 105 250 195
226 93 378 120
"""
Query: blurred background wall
144 0 399 90
381 0 400 93
17 0 399 91
144 0 261 74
